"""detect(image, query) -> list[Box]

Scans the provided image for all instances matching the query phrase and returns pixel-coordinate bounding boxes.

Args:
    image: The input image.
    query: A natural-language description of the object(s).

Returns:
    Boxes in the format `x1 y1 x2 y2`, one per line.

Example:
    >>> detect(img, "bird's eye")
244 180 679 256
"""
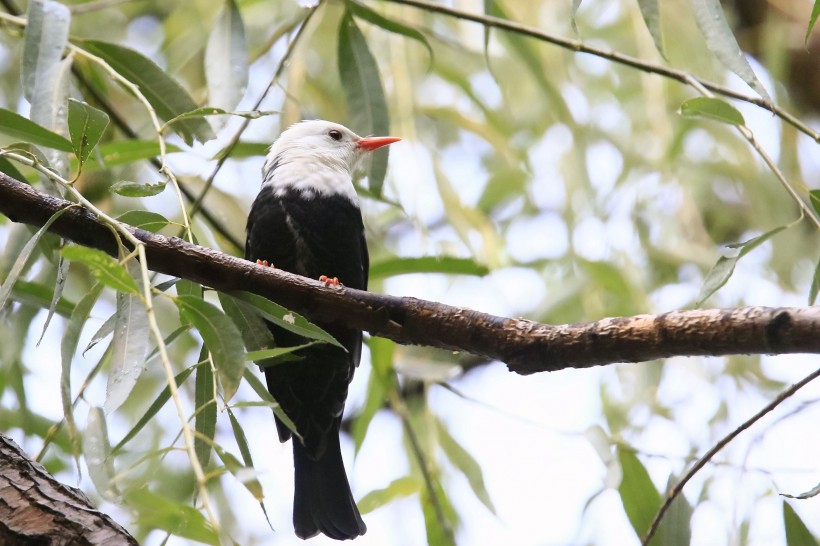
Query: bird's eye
328 129 343 141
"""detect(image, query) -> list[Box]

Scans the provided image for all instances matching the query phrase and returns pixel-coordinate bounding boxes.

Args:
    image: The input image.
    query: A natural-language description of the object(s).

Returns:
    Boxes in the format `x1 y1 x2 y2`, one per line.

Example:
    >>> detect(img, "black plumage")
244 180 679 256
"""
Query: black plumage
245 186 368 540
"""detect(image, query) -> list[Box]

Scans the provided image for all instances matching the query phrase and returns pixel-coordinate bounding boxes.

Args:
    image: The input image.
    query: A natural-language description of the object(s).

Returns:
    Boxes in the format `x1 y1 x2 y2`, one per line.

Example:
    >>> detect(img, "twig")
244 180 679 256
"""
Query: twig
641 365 820 545
378 0 820 144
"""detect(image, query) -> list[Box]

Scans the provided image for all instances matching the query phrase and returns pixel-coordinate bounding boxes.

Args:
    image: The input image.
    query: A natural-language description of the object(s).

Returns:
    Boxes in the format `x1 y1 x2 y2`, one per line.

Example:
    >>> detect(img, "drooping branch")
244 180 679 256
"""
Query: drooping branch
1 172 819 374
0 432 138 546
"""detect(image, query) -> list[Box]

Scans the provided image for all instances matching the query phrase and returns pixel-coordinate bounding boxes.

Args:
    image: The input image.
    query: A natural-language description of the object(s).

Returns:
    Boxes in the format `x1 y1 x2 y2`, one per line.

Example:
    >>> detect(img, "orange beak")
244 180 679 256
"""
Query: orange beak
356 136 401 151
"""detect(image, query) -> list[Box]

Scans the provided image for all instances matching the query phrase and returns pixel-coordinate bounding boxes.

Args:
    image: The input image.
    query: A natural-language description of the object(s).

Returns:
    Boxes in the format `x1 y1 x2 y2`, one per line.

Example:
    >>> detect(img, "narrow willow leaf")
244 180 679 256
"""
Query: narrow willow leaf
117 210 170 233
22 0 70 100
67 99 109 166
112 366 195 454
195 346 216 469
810 257 820 306
84 311 116 355
338 10 391 195
10 280 75 317
806 1 820 43
0 108 73 151
29 55 72 176
637 0 665 57
245 343 315 361
61 283 104 458
127 489 219 545
654 475 693 546
205 0 248 113
346 0 433 61
226 407 254 471
353 337 394 453
213 443 264 500
783 501 819 546
163 108 277 130
421 478 457 546
369 256 490 280
689 0 772 103
226 291 342 348
110 179 167 197
104 264 150 413
85 406 120 501
809 190 820 216
359 476 421 514
60 246 140 294
98 140 183 167
37 254 68 345
570 0 583 34
0 156 27 182
783 482 820 500
176 279 203 299
219 290 275 352
435 416 496 515
680 97 745 126
212 140 269 160
242 368 298 437
81 40 215 145
617 447 662 540
0 206 76 310
175 295 246 402
697 226 786 305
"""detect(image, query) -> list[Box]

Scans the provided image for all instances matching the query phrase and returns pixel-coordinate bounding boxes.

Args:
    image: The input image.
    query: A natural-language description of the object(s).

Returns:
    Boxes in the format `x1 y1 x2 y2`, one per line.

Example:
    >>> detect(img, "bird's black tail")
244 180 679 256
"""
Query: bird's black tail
292 433 366 540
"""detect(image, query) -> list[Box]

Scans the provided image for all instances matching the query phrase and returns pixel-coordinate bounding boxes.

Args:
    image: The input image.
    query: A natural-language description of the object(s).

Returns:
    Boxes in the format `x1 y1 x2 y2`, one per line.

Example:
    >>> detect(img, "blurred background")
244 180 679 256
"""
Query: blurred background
1 0 819 544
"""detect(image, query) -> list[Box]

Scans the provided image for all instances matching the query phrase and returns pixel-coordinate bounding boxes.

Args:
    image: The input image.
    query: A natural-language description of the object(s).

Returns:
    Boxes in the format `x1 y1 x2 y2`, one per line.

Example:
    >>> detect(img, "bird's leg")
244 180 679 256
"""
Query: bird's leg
256 259 276 268
319 275 342 287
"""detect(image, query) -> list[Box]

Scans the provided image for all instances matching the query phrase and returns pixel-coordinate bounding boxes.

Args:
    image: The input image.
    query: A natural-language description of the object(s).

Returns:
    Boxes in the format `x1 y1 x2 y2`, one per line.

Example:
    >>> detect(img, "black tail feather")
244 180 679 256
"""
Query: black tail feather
292 434 366 540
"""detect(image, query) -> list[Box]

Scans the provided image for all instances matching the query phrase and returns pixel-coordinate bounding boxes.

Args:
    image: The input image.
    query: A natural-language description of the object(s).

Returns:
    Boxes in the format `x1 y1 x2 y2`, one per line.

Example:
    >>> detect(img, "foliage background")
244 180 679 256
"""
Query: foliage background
1 0 819 544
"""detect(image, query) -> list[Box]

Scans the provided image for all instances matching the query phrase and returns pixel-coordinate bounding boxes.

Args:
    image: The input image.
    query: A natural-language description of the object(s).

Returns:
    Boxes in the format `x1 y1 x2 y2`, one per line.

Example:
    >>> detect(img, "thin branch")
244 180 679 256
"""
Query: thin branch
641 365 820 545
379 0 820 144
2 172 819 373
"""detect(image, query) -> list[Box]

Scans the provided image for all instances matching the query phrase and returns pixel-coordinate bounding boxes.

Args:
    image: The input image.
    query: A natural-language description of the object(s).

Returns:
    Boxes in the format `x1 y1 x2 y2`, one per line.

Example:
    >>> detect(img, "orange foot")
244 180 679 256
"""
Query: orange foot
256 259 275 268
319 275 342 287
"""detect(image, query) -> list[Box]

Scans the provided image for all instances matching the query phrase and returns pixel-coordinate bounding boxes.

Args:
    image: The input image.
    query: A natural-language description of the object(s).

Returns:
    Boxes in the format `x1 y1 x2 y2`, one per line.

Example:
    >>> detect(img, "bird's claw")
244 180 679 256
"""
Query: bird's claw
319 275 342 287
256 259 275 268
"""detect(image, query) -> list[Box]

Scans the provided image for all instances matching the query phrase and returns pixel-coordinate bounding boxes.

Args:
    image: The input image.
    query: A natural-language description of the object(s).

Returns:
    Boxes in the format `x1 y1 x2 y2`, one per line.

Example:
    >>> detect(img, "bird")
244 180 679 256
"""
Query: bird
244 120 400 540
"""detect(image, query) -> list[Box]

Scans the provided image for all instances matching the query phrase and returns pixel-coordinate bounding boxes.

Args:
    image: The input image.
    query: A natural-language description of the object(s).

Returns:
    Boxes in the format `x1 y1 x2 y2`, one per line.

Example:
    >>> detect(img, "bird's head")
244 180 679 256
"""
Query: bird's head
262 120 400 200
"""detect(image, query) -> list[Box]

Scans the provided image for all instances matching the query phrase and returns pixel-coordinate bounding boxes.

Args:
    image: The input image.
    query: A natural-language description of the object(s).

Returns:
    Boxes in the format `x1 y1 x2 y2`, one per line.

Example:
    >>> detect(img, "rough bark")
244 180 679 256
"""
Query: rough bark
1 172 819 374
0 433 138 546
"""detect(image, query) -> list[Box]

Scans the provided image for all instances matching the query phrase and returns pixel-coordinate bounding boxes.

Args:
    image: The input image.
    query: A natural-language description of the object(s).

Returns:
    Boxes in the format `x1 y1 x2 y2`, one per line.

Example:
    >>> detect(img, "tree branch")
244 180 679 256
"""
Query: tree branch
0 432 138 546
2 172 819 373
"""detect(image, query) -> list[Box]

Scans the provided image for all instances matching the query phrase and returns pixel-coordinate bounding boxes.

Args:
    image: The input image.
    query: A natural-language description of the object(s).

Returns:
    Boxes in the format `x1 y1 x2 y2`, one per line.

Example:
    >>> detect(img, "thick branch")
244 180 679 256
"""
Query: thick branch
0 432 137 545
1 172 819 374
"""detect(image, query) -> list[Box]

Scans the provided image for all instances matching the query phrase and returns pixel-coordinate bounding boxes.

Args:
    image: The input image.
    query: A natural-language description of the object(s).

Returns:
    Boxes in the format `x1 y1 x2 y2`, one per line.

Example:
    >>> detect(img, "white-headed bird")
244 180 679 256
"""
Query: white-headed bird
245 120 399 540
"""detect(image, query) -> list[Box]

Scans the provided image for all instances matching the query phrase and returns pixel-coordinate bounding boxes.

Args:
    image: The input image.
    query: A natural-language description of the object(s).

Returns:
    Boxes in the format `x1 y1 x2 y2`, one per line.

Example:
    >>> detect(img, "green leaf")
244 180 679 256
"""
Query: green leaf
67 99 109 166
9 280 75 317
36 255 69 344
783 501 820 546
784 482 820 500
435 416 496 515
806 1 820 43
689 0 772 103
242 368 299 437
98 140 183 167
105 266 150 413
245 343 315 362
353 337 394 453
226 291 342 348
85 406 119 501
637 0 665 57
195 345 216 469
212 141 269 160
60 246 140 294
810 190 820 217
0 108 73 151
218 291 276 351
0 206 77 310
22 0 70 101
0 156 28 182
127 488 219 545
117 210 170 233
80 40 215 145
697 226 787 305
680 97 745 126
163 108 276 131
61 283 104 459
338 10 392 195
617 447 661 540
654 475 693 546
369 256 490 280
346 0 433 61
205 0 248 113
359 476 421 514
213 442 264 501
810 257 820 306
175 295 246 402
112 365 195 454
110 179 167 197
